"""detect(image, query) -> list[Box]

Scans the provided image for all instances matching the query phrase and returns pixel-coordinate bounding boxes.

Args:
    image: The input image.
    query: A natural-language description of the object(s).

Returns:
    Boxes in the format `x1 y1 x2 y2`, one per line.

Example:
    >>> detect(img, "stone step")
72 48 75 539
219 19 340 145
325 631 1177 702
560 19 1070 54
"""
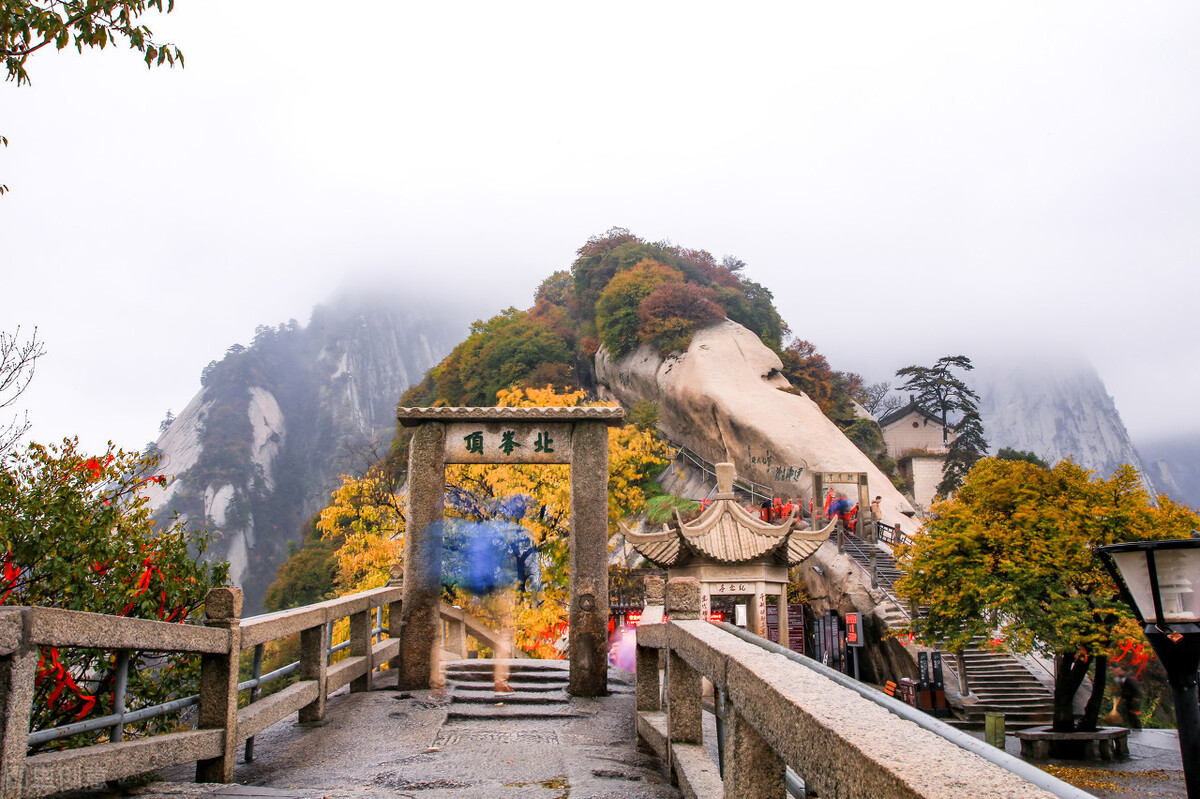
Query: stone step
446 670 568 685
972 688 1053 700
971 695 1053 704
444 703 586 721
446 660 568 675
450 688 569 705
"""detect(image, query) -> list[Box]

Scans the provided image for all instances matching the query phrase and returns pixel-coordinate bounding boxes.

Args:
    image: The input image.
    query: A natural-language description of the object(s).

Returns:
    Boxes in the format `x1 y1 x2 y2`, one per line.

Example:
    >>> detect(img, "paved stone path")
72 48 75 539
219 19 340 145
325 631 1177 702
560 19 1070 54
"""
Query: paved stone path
52 662 1187 799
133 666 678 799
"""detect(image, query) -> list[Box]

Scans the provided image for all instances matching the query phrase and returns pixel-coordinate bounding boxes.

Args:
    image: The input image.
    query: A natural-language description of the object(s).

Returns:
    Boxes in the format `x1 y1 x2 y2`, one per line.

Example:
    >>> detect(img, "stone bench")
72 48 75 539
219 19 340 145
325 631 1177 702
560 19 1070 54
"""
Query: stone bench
1014 726 1130 761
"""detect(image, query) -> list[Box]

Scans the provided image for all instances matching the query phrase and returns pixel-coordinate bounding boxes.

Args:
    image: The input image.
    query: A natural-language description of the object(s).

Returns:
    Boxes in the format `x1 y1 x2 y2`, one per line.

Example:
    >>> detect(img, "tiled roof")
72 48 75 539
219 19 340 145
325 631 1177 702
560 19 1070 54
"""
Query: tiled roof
625 500 833 568
397 406 625 426
877 399 942 429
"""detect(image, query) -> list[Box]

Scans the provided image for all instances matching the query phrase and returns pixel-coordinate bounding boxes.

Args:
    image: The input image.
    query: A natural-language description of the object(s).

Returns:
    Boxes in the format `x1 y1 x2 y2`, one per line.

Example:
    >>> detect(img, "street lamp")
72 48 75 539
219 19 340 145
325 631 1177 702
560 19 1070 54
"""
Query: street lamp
1097 538 1200 799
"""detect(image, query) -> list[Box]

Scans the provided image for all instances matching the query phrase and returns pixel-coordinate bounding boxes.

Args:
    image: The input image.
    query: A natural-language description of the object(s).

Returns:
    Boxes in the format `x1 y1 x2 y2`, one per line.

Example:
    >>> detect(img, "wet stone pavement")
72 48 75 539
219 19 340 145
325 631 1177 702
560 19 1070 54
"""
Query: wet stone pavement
119 664 676 799
49 660 1188 799
967 727 1188 799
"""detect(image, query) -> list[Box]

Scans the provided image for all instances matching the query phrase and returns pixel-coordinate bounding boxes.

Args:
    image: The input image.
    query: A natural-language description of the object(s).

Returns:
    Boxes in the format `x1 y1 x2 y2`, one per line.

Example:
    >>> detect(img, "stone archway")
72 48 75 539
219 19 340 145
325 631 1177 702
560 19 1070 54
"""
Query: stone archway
395 406 623 697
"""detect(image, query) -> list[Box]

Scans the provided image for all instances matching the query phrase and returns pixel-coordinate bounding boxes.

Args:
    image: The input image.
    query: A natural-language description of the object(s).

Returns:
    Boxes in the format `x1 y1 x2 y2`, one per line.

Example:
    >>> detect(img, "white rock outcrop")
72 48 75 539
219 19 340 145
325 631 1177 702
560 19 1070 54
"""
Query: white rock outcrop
247 387 285 491
144 392 211 513
597 319 920 537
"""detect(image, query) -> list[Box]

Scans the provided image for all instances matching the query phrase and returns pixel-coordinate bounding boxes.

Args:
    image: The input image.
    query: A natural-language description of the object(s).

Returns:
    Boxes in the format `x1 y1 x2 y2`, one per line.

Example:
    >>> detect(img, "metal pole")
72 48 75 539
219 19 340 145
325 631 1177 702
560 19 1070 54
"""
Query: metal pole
244 644 264 762
1170 677 1200 799
715 687 726 777
1146 631 1200 799
327 621 335 665
109 651 130 743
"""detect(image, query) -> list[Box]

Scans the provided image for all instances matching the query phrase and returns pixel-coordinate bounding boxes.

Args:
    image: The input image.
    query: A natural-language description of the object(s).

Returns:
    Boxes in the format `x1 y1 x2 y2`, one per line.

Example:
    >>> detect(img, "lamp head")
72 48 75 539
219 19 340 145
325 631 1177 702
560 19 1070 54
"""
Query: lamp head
1098 539 1200 630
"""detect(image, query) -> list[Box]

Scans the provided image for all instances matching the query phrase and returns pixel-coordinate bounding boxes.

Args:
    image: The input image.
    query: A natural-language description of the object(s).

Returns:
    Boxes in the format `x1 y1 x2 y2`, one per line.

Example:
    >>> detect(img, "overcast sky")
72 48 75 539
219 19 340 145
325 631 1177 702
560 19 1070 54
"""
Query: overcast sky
3 1 1197 455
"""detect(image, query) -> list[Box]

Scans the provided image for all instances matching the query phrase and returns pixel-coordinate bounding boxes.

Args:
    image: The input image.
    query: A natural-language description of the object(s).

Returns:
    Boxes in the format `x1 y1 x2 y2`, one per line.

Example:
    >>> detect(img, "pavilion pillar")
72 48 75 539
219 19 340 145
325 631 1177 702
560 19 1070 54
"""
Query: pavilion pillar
777 592 789 647
568 420 609 696
399 422 445 690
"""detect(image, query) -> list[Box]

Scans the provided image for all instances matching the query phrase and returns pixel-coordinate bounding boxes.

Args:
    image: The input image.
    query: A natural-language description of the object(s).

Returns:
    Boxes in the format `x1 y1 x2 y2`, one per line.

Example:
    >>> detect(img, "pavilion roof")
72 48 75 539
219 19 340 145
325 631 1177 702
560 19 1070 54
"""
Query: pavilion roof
624 464 833 569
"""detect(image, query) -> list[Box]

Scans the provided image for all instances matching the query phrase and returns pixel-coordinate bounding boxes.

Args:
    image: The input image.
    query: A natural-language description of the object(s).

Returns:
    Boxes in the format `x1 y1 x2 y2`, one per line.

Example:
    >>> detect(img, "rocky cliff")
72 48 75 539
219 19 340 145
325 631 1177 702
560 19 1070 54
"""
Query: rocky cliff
596 319 921 537
973 356 1153 489
147 293 467 613
1138 433 1200 510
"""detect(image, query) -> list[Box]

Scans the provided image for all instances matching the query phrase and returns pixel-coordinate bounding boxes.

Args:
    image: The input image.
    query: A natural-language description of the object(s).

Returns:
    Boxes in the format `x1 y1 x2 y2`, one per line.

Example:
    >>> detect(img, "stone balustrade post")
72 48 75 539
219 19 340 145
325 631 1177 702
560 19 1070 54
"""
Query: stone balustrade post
299 620 329 724
387 567 403 675
196 587 243 783
445 613 467 659
349 609 373 693
635 576 665 713
724 706 785 798
665 578 702 747
0 610 34 799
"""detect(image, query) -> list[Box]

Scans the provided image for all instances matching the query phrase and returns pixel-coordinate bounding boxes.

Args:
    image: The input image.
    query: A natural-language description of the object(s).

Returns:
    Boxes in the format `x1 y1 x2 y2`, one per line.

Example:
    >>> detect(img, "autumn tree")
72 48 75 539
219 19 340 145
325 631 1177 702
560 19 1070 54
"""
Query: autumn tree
444 386 669 592
317 470 405 594
0 438 228 745
595 260 684 356
895 355 987 496
637 281 726 355
2 0 186 194
412 307 576 407
895 457 1199 732
777 338 863 420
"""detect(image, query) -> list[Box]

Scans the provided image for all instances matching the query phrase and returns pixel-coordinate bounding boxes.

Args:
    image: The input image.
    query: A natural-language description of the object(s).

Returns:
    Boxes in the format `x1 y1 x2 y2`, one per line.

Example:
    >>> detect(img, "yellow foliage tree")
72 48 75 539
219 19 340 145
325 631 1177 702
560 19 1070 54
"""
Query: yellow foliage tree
319 471 405 594
445 385 668 593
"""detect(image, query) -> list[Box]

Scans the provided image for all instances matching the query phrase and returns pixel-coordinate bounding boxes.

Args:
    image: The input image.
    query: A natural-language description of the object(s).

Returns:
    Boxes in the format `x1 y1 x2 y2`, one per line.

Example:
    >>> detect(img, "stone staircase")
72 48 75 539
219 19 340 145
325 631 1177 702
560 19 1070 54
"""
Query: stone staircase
950 646 1054 730
443 659 581 720
840 530 1054 730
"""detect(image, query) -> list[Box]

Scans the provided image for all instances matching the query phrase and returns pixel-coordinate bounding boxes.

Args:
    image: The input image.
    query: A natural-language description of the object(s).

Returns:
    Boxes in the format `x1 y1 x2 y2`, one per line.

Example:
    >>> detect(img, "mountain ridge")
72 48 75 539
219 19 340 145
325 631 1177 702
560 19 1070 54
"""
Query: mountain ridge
147 293 469 612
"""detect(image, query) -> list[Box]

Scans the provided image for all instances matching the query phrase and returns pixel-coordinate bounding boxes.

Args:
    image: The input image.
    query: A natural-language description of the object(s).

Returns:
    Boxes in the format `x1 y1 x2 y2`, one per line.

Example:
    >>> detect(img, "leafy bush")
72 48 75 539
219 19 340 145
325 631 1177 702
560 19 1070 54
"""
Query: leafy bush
627 399 660 432
643 494 700 524
637 281 726 354
595 260 683 356
0 439 228 749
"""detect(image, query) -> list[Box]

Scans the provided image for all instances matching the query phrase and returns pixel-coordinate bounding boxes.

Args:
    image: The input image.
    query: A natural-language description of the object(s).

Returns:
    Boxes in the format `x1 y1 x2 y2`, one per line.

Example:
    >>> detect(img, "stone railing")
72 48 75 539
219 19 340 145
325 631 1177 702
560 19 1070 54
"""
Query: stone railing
634 576 1092 799
437 604 527 662
0 584 520 799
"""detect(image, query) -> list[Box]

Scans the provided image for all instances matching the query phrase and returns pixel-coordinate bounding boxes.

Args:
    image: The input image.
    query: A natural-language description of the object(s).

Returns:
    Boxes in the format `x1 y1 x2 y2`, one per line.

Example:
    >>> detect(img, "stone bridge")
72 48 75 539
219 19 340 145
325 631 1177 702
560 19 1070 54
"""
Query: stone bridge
0 579 1095 799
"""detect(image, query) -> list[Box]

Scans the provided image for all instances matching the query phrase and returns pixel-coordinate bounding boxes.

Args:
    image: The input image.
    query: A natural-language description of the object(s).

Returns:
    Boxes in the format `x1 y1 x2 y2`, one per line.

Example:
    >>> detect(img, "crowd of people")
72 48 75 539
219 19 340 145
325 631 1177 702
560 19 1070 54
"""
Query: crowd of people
694 489 885 533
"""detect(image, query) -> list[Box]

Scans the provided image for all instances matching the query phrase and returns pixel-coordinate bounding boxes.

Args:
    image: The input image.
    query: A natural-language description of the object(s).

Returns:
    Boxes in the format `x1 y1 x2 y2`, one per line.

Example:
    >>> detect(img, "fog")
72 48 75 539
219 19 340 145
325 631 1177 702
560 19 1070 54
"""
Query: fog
2 2 1197 453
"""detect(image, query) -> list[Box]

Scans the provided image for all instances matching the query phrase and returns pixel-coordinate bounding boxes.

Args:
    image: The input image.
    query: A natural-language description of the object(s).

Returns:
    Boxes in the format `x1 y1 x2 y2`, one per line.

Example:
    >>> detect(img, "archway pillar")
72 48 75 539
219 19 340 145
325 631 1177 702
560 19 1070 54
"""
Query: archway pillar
398 421 445 690
568 420 610 695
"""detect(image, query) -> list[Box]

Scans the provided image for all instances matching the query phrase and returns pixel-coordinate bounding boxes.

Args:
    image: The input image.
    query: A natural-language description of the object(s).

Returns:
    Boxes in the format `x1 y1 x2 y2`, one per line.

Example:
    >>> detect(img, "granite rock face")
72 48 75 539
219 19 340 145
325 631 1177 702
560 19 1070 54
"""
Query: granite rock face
147 294 468 613
974 356 1153 490
596 319 920 537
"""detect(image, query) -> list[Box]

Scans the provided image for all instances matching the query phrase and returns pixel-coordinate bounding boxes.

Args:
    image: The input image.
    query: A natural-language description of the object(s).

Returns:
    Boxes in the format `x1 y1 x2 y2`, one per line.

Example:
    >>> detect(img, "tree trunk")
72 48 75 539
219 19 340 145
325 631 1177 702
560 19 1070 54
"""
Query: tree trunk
1079 654 1108 731
1052 651 1091 732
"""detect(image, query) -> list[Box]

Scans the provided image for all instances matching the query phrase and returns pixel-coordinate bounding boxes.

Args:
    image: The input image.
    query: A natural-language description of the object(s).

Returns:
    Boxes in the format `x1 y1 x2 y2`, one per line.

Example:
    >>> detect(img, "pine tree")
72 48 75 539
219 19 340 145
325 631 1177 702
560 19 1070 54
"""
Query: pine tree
895 355 988 496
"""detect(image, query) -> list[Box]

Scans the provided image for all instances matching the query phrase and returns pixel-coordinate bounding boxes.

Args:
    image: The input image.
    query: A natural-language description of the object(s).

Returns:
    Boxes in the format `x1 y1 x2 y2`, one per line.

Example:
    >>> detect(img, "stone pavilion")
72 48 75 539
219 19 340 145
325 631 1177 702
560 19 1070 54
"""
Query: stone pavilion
623 462 833 641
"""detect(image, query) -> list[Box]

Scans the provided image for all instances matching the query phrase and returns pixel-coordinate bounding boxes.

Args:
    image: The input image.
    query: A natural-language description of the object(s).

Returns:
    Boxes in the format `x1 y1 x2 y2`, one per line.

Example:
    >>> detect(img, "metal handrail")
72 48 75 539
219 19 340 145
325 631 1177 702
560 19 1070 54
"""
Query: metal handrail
659 434 776 504
28 620 384 748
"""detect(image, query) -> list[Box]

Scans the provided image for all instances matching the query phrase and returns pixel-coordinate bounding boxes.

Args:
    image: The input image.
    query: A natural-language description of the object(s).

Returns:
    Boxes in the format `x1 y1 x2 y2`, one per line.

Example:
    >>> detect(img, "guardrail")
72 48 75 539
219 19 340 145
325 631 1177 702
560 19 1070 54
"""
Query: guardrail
874 520 915 549
660 435 777 506
634 575 1093 799
0 584 519 798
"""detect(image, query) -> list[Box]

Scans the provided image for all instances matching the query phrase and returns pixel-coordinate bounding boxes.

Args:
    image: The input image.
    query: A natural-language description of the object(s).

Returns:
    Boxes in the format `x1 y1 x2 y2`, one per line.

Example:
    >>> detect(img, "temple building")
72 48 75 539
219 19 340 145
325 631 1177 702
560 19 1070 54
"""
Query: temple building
623 463 833 643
